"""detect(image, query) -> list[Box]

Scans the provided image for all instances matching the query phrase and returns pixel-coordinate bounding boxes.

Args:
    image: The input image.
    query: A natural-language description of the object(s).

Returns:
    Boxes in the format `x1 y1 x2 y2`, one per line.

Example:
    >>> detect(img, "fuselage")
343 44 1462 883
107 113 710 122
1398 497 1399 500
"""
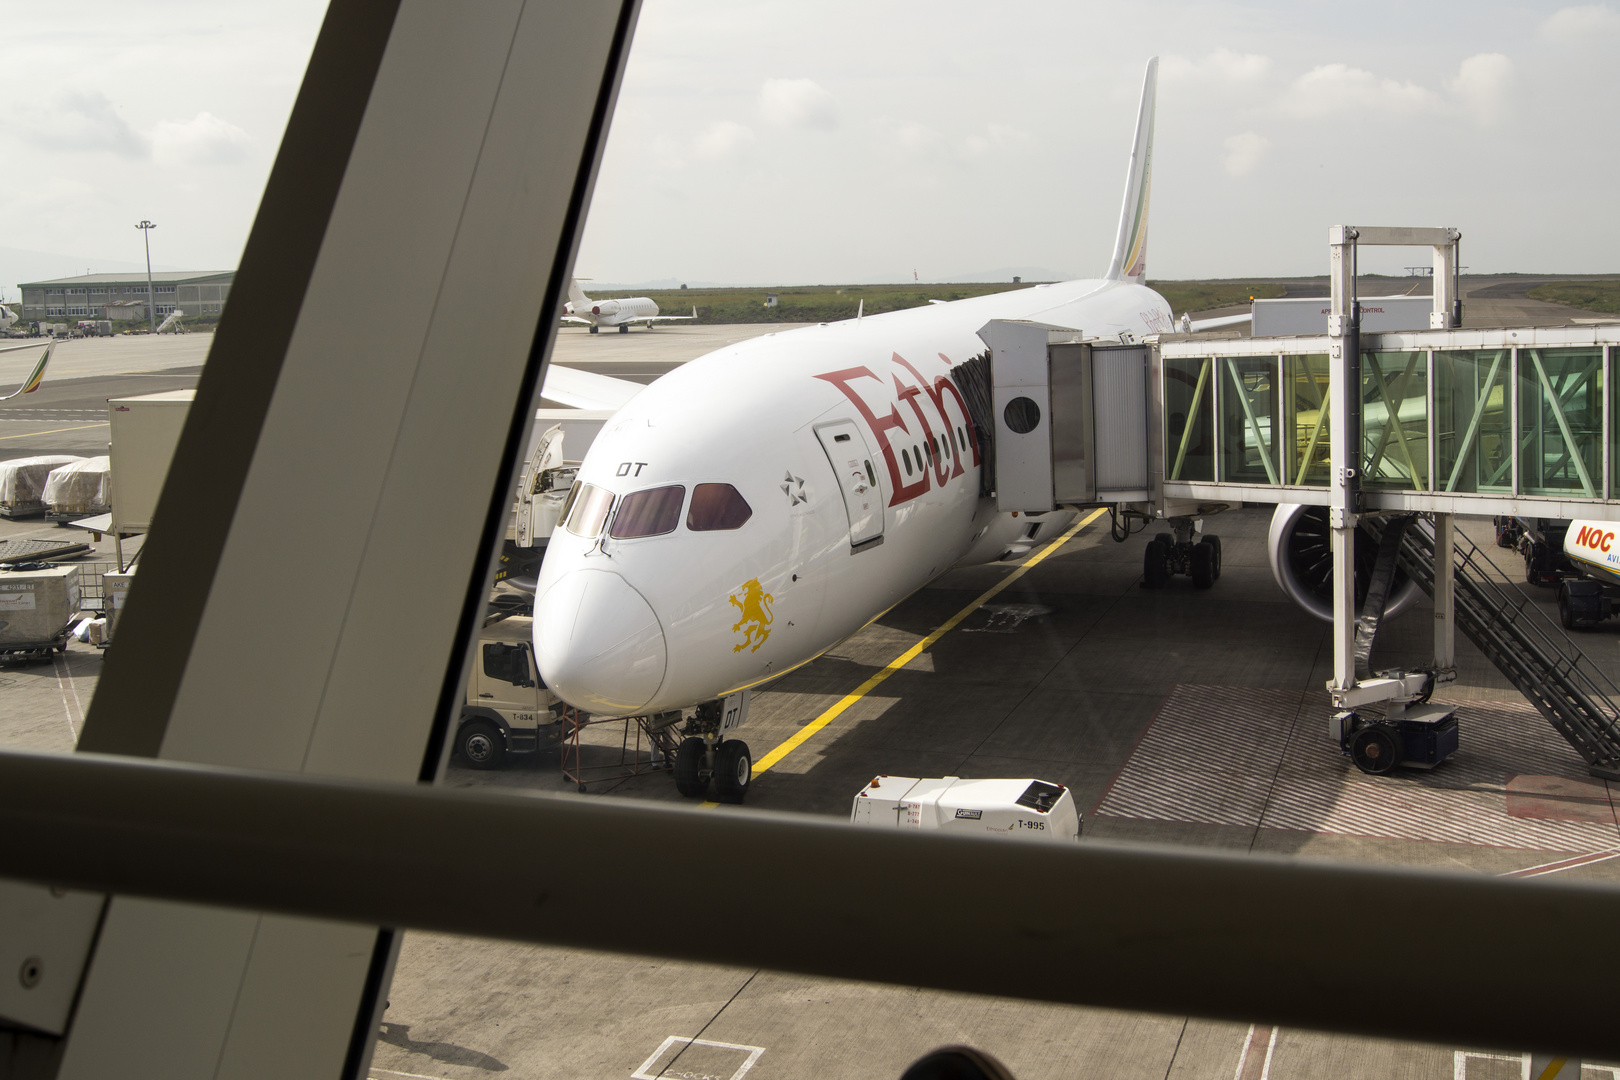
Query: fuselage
564 294 660 328
533 277 1174 716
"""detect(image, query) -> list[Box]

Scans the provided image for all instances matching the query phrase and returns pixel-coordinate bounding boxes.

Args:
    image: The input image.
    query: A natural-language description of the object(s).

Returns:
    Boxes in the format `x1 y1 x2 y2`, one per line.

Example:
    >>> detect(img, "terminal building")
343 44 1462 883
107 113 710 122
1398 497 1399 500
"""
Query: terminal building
17 270 234 323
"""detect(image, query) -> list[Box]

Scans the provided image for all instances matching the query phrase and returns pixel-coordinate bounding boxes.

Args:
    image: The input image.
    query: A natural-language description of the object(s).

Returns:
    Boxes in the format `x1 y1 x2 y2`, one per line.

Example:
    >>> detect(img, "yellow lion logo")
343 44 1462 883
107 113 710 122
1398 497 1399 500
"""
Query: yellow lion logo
730 578 774 653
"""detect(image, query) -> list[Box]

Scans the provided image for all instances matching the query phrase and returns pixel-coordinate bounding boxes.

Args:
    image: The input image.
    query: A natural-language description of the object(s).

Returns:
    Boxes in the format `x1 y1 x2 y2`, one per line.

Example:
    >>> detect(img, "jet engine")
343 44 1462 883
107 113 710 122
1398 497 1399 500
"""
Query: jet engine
590 300 619 317
1267 503 1422 623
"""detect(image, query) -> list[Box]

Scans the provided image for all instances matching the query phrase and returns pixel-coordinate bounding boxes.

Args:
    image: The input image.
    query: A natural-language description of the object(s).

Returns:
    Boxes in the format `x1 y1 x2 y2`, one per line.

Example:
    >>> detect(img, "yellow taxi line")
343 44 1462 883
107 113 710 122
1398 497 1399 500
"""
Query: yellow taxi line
695 506 1108 808
0 422 108 441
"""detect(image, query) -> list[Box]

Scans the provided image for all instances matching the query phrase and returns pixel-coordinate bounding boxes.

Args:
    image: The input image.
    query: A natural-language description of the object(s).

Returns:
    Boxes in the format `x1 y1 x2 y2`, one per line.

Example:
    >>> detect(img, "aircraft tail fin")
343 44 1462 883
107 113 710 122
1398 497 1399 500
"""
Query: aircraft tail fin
567 277 590 308
0 343 53 402
1104 57 1158 283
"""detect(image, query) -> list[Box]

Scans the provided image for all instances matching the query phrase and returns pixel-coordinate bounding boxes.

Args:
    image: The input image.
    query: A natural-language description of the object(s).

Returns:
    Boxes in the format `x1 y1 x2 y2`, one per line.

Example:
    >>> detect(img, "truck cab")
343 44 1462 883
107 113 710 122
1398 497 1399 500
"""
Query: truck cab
456 615 563 768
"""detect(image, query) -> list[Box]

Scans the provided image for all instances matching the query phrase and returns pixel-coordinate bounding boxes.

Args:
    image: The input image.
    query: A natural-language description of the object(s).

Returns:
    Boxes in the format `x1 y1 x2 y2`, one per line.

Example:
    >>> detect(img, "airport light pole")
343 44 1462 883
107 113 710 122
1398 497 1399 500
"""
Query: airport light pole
136 220 157 335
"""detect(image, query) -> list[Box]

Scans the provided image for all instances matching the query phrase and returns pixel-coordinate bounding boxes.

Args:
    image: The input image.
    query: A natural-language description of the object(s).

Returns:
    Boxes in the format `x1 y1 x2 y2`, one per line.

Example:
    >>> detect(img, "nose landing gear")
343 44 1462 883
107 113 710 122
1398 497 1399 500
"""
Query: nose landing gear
1141 517 1221 590
671 691 754 803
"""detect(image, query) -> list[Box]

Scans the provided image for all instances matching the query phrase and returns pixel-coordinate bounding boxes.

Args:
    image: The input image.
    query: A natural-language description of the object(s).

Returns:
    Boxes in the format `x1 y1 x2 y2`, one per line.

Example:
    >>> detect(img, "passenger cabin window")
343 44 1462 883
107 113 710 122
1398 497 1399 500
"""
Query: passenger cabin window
482 643 532 686
864 461 877 487
687 483 752 530
610 484 686 538
901 449 912 476
957 426 966 450
563 482 614 538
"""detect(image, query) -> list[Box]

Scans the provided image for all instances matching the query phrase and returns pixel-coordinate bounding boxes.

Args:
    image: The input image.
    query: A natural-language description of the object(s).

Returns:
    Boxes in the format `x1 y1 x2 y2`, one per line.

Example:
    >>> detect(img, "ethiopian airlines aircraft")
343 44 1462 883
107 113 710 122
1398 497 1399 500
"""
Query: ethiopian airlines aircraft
561 278 696 334
534 59 1172 802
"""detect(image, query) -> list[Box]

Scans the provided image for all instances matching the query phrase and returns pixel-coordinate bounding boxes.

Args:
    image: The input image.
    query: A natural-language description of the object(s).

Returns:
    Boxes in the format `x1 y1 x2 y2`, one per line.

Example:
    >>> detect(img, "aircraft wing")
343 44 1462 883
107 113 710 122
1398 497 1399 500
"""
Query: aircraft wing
1185 312 1252 333
540 363 644 411
560 316 593 326
627 306 698 324
0 343 54 401
0 340 51 354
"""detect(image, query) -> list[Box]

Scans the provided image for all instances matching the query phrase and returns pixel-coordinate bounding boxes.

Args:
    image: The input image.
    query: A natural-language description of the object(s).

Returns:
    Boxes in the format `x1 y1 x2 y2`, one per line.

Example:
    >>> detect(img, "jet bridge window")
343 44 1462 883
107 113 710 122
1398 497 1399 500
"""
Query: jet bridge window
610 484 686 538
563 481 614 538
687 483 752 531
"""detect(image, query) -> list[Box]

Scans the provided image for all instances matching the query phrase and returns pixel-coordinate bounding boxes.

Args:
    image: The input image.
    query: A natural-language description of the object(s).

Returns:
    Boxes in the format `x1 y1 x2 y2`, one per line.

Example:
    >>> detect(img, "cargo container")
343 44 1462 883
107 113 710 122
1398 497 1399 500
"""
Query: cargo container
108 390 194 534
0 565 80 660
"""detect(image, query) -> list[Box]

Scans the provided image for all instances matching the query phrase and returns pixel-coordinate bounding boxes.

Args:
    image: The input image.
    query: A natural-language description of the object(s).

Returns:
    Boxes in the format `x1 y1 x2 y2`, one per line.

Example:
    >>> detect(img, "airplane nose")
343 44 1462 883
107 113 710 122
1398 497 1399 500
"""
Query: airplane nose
534 569 667 714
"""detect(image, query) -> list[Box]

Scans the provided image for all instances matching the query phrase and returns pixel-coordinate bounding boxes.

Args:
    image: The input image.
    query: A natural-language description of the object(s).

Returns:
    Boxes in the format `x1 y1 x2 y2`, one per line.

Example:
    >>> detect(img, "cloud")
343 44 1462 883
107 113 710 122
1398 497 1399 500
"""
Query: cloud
1446 53 1513 126
757 78 838 130
690 120 754 160
1222 131 1269 176
1161 49 1271 84
1282 63 1441 118
1540 4 1620 41
152 112 253 166
23 90 147 157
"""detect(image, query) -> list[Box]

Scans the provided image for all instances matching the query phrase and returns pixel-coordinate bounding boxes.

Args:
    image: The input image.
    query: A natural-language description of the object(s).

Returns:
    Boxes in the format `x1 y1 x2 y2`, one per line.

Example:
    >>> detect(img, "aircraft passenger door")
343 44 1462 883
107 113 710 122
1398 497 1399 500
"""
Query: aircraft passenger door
815 421 884 548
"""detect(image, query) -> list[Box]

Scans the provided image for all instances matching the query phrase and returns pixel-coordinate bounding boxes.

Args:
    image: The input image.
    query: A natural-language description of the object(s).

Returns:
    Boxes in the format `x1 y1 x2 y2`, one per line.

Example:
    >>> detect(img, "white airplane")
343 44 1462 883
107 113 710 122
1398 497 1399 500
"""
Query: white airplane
534 59 1180 802
561 278 696 334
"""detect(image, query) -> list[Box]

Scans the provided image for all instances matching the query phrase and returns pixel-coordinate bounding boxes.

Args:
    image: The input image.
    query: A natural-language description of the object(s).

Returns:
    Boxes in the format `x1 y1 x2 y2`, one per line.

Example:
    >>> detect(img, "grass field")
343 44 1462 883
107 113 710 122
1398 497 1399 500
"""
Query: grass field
580 279 1289 325
1527 280 1620 315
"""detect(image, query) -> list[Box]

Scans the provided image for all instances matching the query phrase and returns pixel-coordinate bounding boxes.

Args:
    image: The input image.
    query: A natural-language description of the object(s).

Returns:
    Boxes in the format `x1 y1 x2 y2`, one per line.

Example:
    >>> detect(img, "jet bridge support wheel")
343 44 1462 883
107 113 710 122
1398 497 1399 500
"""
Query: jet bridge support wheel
1349 723 1403 776
713 740 753 803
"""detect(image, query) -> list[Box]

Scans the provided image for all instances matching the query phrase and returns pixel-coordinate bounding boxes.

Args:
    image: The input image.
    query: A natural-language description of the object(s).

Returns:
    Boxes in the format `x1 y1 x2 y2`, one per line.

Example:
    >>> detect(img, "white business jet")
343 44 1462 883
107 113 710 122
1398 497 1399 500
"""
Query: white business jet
561 278 696 334
534 59 1175 802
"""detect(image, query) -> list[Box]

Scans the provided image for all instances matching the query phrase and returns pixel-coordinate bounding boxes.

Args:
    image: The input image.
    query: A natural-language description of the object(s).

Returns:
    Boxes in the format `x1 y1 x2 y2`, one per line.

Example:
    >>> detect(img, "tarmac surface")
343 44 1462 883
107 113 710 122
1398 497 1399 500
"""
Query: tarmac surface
5 327 1620 1079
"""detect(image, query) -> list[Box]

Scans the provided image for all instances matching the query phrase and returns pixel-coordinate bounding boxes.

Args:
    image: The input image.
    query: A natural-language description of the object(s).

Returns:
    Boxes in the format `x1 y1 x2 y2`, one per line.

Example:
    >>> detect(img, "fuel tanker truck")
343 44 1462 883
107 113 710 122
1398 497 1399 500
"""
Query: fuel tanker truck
1557 520 1620 630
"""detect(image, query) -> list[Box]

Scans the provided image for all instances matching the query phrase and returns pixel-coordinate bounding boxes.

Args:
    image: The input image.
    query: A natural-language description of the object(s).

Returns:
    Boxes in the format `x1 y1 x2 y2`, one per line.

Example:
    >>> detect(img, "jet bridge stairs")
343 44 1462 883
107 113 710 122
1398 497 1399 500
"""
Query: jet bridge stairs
1369 515 1620 781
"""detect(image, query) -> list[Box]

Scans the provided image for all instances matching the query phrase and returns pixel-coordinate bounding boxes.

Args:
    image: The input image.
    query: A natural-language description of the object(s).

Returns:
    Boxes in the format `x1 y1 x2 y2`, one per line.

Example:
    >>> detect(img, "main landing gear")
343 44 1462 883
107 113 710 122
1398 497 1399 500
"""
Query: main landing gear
1142 517 1221 590
672 691 753 803
588 324 599 334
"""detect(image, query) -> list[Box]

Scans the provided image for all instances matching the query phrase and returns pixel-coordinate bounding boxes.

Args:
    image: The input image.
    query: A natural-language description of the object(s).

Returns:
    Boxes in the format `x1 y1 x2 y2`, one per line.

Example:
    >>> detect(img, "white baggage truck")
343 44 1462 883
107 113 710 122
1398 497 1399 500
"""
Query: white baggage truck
851 775 1081 842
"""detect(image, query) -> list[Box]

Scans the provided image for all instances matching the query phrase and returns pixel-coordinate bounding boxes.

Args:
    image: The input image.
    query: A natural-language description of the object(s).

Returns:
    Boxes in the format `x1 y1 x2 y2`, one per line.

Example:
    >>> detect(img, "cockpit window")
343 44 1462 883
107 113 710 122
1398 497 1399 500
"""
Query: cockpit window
687 483 753 531
563 482 614 538
610 484 686 538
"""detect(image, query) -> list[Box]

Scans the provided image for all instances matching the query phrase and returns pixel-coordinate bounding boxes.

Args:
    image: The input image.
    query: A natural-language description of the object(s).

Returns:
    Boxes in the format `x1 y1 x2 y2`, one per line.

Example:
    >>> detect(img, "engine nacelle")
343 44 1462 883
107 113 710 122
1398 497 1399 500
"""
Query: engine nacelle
1268 504 1422 623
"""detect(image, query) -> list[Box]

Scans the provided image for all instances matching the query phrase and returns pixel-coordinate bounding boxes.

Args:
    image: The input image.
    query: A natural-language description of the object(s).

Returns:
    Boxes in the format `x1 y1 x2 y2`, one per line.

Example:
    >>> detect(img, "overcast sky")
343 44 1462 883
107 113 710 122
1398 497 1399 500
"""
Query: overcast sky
4 1 1618 296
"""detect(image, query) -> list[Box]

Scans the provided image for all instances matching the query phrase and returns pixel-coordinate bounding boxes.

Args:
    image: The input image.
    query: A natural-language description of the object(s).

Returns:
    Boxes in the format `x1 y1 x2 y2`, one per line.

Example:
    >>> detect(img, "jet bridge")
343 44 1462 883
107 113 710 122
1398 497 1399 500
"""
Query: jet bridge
977 225 1620 780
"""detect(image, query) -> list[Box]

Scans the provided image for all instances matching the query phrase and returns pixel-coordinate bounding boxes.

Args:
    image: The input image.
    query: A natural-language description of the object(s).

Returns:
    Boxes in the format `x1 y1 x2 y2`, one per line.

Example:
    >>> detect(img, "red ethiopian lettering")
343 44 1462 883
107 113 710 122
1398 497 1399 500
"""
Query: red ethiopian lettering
892 352 968 481
814 367 929 506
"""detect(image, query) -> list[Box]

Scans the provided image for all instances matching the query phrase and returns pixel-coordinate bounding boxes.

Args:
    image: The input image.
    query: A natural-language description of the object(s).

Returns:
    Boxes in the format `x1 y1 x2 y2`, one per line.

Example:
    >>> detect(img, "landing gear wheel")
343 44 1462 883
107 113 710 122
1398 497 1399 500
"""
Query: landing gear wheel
618 324 630 334
712 740 753 804
1155 532 1174 547
1190 542 1215 589
1142 540 1170 589
457 719 505 770
1349 723 1404 776
588 324 599 334
1200 535 1222 580
674 737 709 797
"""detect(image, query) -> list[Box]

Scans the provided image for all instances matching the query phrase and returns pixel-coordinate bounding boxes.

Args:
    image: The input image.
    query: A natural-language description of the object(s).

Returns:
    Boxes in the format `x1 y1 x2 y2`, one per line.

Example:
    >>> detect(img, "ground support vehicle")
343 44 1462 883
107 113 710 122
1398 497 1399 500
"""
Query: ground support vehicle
1141 518 1222 589
454 616 563 769
1509 517 1576 588
851 775 1081 841
1556 520 1620 630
